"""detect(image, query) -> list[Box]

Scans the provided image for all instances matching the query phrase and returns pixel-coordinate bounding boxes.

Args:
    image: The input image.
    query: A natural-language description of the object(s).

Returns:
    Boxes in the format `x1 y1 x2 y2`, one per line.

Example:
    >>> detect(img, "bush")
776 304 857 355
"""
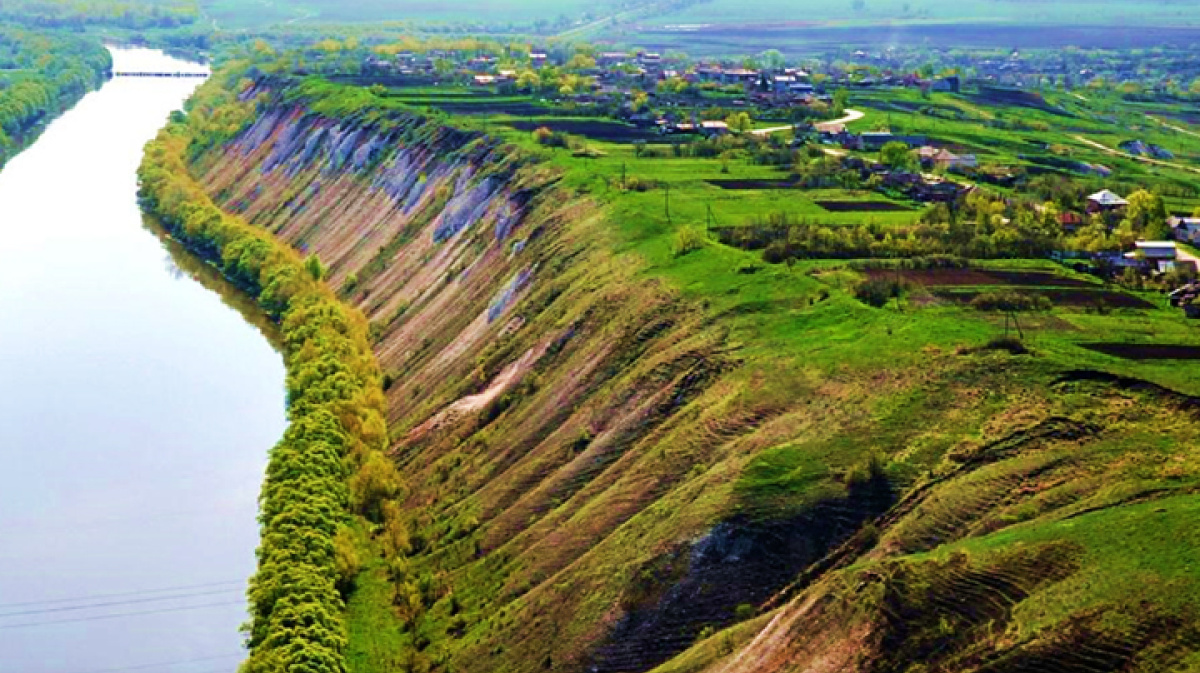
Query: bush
856 276 908 308
673 227 707 257
624 175 660 192
532 126 569 148
969 290 1052 312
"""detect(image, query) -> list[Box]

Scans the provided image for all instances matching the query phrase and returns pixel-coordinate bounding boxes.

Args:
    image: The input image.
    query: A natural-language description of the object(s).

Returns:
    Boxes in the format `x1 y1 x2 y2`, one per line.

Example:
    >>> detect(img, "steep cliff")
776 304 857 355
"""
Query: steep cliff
171 73 1200 673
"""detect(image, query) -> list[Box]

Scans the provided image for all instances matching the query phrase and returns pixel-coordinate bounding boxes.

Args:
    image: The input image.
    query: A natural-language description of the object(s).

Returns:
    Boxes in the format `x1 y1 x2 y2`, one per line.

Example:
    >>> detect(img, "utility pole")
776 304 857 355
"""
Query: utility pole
621 162 626 190
665 183 672 223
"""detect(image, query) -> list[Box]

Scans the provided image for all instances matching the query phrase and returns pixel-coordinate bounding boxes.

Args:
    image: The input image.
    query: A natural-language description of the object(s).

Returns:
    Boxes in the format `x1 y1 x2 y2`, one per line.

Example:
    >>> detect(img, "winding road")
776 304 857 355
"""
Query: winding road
752 108 865 136
1073 134 1200 176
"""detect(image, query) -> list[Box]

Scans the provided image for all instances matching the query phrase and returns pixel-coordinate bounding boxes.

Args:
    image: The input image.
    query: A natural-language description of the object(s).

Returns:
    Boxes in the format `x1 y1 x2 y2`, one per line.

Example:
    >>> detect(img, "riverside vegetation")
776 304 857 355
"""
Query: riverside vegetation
0 25 111 168
139 85 402 671
140 40 1200 673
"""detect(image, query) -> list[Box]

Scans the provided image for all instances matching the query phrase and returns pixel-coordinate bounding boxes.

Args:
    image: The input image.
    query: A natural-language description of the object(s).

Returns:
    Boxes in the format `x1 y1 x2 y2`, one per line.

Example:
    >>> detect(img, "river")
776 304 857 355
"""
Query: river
0 48 285 672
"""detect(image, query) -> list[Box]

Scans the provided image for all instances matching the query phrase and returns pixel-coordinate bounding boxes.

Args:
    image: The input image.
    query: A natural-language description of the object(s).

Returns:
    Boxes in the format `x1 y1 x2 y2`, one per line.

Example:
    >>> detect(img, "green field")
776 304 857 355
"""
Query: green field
634 0 1200 27
202 0 606 29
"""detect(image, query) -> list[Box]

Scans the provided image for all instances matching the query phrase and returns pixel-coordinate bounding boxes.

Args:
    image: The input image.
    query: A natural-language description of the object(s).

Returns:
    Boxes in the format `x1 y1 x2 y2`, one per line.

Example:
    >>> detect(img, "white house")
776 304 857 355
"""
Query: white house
1087 189 1128 213
1127 240 1180 272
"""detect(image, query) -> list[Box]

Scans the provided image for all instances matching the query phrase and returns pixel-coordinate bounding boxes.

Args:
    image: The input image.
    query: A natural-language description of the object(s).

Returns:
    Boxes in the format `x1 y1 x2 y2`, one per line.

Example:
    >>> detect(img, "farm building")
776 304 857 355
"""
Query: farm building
1086 189 1128 213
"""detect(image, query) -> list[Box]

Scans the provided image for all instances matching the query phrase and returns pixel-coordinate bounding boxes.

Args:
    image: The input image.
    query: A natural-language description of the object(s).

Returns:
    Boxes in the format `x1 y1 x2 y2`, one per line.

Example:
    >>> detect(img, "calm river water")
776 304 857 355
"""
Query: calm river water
0 49 285 672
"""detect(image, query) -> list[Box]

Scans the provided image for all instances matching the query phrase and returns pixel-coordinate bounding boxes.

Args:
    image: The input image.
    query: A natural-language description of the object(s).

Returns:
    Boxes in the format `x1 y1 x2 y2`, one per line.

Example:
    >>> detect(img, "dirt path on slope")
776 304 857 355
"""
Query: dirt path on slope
752 109 866 137
1073 134 1200 176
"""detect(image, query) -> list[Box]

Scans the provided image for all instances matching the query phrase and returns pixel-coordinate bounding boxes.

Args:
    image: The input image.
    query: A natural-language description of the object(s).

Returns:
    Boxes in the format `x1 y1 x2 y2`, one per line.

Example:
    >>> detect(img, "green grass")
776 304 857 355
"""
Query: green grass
940 493 1200 634
633 0 1200 27
201 0 601 28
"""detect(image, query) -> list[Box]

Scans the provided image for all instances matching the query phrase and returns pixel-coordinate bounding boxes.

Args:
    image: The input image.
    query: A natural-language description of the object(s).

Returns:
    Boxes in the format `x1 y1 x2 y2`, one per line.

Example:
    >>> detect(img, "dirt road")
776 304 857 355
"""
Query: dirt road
752 109 865 136
1073 134 1200 176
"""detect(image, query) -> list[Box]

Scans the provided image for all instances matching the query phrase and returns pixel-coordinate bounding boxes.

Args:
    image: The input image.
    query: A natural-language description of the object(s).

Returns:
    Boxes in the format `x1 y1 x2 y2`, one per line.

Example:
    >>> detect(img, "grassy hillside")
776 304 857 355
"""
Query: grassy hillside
161 66 1200 673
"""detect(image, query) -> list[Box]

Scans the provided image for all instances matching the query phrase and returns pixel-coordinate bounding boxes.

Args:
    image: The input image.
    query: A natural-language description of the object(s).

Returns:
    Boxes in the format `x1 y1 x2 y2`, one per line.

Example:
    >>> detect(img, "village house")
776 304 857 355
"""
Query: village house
658 119 729 138
929 75 961 92
1086 189 1128 214
1127 240 1180 273
1169 216 1200 244
1059 211 1087 232
597 52 630 66
721 68 760 86
933 149 978 171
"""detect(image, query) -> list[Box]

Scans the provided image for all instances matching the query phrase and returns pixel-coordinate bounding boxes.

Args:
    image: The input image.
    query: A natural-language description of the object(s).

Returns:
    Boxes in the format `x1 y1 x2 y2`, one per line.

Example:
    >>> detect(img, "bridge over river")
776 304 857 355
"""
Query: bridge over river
113 71 209 78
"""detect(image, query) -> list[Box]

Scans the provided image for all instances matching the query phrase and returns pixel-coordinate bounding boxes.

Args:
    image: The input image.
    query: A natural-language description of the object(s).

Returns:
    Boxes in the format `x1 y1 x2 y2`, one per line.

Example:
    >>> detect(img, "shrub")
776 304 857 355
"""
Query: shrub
673 227 707 257
968 290 1052 312
856 276 909 308
624 175 660 192
532 126 569 148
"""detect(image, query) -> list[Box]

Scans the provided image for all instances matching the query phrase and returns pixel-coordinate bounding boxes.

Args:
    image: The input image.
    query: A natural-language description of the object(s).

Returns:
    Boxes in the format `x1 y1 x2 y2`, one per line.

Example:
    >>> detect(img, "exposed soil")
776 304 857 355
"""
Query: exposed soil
865 268 1098 288
934 288 1155 309
1080 343 1200 360
815 200 913 212
505 119 667 143
707 178 801 190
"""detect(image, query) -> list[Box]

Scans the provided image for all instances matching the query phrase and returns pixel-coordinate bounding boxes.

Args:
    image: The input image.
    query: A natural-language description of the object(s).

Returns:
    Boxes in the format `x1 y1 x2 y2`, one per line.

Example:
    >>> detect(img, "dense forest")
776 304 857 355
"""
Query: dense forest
0 0 199 29
0 25 110 168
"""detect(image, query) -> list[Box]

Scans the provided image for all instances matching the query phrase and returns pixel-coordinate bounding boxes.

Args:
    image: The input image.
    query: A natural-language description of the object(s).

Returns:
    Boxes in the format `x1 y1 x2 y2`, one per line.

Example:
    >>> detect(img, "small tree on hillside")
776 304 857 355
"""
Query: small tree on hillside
880 141 915 170
833 88 849 117
1123 189 1169 239
725 111 753 134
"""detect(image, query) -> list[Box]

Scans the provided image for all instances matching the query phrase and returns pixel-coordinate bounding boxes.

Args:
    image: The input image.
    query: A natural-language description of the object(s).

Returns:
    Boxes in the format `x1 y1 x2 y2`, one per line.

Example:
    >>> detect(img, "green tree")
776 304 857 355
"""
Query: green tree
832 88 849 117
1124 189 1169 239
566 54 596 71
760 49 785 70
725 111 753 133
349 451 403 522
304 253 327 281
879 141 914 169
516 70 540 91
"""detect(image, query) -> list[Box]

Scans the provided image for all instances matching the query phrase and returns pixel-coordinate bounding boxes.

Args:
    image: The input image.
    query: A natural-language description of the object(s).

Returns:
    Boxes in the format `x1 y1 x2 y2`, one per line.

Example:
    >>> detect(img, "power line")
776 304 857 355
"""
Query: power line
59 653 244 673
0 600 246 630
0 587 242 618
0 580 244 610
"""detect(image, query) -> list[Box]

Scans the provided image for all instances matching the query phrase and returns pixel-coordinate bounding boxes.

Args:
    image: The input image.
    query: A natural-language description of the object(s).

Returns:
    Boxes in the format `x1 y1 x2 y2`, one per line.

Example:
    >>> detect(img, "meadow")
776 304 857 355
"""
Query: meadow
201 0 603 29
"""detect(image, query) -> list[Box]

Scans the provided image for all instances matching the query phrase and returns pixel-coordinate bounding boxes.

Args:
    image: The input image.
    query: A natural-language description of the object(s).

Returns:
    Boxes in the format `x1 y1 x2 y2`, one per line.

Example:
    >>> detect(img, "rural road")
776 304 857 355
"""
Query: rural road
752 109 865 136
1073 134 1200 176
1175 245 1200 268
1147 115 1200 140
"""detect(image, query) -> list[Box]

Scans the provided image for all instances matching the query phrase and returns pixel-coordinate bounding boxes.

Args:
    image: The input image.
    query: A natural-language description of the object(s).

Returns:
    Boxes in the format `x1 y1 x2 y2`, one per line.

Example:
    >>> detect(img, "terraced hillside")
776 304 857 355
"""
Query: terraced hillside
163 71 1200 673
